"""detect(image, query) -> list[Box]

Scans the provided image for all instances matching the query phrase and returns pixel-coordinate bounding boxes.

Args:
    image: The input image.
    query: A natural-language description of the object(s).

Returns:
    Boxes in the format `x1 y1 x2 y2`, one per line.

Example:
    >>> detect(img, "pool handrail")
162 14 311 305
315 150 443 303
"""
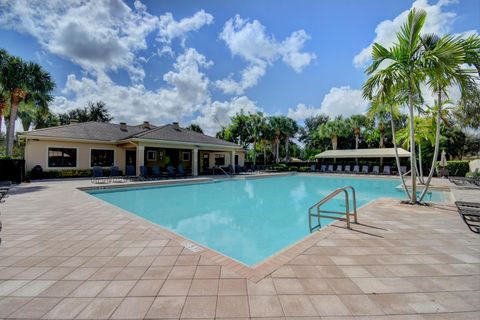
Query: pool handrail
308 185 358 232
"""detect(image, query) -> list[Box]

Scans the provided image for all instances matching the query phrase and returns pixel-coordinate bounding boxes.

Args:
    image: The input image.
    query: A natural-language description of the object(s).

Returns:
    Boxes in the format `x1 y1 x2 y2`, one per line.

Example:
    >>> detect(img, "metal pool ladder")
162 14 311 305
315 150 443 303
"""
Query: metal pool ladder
308 186 358 232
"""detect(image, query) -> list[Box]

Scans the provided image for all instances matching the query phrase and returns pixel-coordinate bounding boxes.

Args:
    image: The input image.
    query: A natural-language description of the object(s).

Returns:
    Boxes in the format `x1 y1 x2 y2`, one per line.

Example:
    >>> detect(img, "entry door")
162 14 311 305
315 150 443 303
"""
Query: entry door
202 153 209 172
125 150 136 173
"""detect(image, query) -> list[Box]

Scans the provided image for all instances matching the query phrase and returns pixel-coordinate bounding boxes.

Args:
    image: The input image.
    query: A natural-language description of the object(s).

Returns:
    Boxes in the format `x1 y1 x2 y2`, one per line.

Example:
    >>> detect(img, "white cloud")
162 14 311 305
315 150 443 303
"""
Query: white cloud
320 86 369 117
157 10 214 55
216 15 316 94
53 48 212 124
287 103 320 122
193 96 262 135
0 0 158 81
353 0 457 68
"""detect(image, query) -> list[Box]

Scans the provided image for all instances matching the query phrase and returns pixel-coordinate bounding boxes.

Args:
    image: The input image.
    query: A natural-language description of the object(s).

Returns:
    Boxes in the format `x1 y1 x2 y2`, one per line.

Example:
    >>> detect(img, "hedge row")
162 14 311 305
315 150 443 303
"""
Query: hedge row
439 160 470 177
28 169 114 179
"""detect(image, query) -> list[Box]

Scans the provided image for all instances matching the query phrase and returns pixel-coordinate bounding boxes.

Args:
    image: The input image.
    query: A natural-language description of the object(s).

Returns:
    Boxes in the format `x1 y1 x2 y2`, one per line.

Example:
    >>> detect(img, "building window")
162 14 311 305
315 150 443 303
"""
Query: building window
214 154 225 166
182 152 190 161
91 149 114 167
146 150 157 161
48 148 77 167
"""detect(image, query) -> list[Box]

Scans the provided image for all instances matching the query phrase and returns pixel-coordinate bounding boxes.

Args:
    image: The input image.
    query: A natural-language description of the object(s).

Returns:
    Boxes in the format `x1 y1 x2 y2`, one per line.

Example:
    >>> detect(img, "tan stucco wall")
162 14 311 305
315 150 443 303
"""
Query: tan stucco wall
199 150 245 172
25 139 126 172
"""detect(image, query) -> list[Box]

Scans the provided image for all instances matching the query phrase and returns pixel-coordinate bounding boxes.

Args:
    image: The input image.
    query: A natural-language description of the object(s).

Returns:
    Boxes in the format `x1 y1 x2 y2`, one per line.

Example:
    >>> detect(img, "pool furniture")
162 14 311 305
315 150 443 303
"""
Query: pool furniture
383 165 392 175
327 165 334 172
177 164 188 178
353 165 360 174
361 165 369 174
140 166 149 180
310 165 316 172
400 166 408 175
92 166 108 184
344 165 351 174
320 165 327 172
110 166 121 182
455 201 480 233
449 169 479 187
151 166 162 179
336 165 343 173
166 165 176 178
372 165 380 174
126 165 136 181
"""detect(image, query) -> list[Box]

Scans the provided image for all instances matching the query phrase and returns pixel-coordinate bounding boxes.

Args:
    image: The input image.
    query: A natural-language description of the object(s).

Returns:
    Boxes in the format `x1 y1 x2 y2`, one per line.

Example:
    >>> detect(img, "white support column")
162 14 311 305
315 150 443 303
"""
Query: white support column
136 144 145 176
192 147 199 176
231 150 236 173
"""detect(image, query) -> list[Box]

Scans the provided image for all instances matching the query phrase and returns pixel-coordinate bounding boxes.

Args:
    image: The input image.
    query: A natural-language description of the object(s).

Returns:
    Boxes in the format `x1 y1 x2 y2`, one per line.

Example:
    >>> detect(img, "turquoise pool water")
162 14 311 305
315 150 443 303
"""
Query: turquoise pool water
88 175 445 266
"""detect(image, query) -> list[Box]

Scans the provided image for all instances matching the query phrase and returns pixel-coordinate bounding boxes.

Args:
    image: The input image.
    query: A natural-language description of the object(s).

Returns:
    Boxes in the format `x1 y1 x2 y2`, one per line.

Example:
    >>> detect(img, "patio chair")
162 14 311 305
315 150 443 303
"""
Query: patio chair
92 166 108 184
449 169 480 187
344 165 351 174
400 166 408 175
177 164 188 178
336 165 343 173
372 165 380 174
110 166 121 182
362 165 369 174
126 165 137 181
455 201 480 234
320 165 327 172
382 165 392 175
166 165 176 178
310 165 316 172
353 165 360 174
327 165 334 172
140 166 149 180
152 166 162 179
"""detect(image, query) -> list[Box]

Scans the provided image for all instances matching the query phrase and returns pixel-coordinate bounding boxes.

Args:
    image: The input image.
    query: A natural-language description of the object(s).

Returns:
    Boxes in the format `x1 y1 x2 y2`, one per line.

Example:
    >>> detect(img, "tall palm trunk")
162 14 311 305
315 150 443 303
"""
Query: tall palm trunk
6 89 25 156
355 133 359 164
390 105 411 199
275 137 280 163
252 138 257 167
285 138 289 162
417 144 425 184
332 135 338 150
419 90 442 202
408 91 417 204
263 144 267 166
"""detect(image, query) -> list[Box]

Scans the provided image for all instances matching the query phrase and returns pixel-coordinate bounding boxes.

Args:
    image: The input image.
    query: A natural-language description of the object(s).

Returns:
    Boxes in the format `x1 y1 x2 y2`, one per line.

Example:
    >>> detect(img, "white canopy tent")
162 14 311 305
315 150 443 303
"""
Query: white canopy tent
314 148 411 159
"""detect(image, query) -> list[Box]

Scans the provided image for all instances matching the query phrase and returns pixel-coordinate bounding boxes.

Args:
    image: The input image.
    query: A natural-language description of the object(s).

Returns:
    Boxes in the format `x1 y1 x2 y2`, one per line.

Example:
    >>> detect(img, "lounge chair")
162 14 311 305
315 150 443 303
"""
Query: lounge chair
310 165 316 172
151 166 163 179
455 201 480 233
92 166 108 184
126 165 136 181
362 165 369 174
177 164 188 177
382 165 392 175
372 166 380 174
400 166 408 175
320 165 327 173
166 165 176 178
327 165 334 173
140 166 149 180
449 169 480 187
110 166 121 182
353 165 360 174
336 165 343 173
344 165 351 174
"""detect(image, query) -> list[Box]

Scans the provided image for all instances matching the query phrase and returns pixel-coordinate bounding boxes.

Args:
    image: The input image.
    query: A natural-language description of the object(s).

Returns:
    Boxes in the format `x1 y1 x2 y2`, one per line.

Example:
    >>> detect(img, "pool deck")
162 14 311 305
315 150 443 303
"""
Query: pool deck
0 175 479 319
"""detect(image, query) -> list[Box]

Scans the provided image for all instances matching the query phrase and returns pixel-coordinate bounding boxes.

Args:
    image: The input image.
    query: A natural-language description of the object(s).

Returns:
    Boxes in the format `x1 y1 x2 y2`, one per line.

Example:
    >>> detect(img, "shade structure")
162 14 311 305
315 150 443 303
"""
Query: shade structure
314 148 411 159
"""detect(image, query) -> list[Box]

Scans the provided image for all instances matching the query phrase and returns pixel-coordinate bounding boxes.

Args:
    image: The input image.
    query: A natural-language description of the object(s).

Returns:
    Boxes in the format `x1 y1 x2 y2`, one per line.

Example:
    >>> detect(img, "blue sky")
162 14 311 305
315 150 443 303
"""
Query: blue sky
0 0 479 134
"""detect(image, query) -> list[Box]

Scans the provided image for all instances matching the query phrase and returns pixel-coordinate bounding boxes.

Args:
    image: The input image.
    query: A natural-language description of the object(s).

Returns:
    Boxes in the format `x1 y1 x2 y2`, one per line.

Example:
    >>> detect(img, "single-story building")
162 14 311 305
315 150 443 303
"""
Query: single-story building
19 121 245 176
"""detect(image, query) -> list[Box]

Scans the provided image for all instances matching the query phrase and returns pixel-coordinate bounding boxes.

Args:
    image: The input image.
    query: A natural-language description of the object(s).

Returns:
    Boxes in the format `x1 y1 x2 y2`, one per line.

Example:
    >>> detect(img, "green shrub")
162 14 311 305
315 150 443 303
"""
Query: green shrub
288 166 298 171
437 160 470 177
297 166 310 172
271 164 288 171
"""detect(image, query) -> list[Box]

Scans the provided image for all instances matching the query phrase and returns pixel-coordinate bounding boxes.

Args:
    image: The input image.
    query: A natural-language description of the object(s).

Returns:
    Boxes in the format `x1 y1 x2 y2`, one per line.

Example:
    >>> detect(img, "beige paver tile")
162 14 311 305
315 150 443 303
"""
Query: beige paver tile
128 279 164 296
69 280 109 297
42 297 92 319
9 297 61 319
110 296 154 319
189 279 219 295
194 265 221 279
114 266 147 280
176 255 201 266
219 278 247 295
75 297 123 319
0 280 29 296
63 268 99 281
247 278 277 295
88 267 123 280
98 280 136 297
273 278 305 294
11 280 55 297
181 296 216 318
309 294 351 316
168 265 197 279
339 294 385 316
145 296 186 319
158 279 191 296
325 278 363 294
0 297 31 318
299 278 333 294
278 294 317 317
216 295 249 318
141 266 172 279
249 295 284 317
38 280 83 297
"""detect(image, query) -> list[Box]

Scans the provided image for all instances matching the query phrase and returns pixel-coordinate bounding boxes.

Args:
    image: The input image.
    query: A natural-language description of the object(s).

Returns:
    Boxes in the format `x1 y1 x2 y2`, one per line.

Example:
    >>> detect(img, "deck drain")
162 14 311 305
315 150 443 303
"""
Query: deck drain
181 241 203 253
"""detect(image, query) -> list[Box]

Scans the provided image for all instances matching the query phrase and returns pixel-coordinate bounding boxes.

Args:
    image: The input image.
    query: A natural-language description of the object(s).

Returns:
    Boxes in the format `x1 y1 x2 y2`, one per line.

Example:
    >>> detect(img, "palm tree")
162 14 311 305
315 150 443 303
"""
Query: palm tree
17 102 37 131
418 34 479 201
317 116 349 151
280 116 298 162
347 115 369 150
247 112 266 167
1 56 55 156
259 120 274 165
363 8 428 204
269 116 283 163
0 49 11 137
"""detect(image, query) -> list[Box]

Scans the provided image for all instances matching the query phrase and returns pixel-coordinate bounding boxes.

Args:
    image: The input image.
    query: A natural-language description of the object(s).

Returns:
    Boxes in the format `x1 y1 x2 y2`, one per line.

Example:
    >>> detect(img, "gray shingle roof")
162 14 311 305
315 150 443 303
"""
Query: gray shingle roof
23 122 241 148
132 124 240 147
24 122 148 141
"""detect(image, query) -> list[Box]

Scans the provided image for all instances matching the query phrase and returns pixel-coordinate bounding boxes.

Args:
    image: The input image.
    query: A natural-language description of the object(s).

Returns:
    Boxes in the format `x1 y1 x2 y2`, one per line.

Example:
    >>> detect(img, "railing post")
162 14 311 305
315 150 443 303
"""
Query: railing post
344 190 350 229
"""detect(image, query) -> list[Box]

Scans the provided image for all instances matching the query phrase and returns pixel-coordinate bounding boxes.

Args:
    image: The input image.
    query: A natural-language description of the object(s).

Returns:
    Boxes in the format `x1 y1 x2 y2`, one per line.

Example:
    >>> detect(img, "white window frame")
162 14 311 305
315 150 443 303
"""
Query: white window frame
146 150 157 161
89 148 116 168
46 146 79 169
182 151 191 162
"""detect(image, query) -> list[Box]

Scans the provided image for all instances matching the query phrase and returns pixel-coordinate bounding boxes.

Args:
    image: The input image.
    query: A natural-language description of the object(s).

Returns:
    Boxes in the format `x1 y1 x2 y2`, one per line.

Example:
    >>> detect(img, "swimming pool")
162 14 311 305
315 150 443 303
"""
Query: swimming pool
88 175 446 266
